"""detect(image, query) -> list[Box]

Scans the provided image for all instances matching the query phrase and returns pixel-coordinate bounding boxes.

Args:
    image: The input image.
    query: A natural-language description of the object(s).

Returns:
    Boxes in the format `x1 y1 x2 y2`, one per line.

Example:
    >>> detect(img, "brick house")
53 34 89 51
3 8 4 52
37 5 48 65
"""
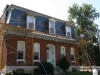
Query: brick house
0 4 79 74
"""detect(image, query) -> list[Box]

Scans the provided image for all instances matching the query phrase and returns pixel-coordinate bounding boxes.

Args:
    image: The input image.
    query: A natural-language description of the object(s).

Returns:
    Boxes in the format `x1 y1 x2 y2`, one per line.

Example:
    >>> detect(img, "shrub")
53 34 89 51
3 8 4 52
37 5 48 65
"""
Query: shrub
58 56 70 73
6 71 13 75
6 70 31 75
38 62 54 75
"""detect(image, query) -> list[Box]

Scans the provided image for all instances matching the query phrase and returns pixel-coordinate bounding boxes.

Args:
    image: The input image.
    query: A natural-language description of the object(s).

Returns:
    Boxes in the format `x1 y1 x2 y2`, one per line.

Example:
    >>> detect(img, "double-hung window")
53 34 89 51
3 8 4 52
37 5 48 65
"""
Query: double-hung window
49 19 56 34
34 43 40 62
70 48 75 62
66 26 71 38
17 41 25 62
27 15 35 30
61 46 66 57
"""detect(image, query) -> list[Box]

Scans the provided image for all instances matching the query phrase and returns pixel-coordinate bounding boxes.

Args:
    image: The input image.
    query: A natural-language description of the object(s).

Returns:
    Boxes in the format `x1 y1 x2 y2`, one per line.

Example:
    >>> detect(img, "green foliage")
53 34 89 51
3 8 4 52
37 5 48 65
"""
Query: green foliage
68 3 100 31
68 3 100 43
6 70 31 75
38 62 54 75
58 56 70 72
6 71 13 75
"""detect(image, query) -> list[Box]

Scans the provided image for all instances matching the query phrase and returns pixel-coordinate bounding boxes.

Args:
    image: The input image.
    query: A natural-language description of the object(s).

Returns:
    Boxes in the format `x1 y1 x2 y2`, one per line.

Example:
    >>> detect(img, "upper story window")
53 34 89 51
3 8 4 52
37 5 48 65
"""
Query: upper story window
17 41 25 62
33 43 40 62
49 18 56 34
70 47 75 62
66 26 71 38
61 46 66 57
27 15 35 30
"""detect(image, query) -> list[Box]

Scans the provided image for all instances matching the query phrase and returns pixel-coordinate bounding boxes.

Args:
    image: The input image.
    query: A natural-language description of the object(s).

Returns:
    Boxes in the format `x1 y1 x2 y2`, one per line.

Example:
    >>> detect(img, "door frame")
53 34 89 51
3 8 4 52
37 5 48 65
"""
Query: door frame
47 44 56 67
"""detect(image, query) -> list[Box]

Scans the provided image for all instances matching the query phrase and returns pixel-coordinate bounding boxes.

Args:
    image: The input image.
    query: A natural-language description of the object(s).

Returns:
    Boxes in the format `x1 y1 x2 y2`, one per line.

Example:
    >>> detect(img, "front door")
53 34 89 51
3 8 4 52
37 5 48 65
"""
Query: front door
47 44 56 67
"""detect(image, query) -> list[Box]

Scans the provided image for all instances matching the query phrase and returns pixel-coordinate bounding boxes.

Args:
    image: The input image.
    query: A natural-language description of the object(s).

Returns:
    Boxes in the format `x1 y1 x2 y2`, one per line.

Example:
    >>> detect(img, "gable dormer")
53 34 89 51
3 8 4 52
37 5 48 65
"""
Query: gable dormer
27 12 37 30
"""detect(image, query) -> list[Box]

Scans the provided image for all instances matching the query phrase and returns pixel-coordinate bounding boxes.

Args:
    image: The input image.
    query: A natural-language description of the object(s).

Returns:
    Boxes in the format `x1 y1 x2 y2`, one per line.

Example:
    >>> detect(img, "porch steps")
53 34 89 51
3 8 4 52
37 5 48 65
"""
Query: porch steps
54 66 63 75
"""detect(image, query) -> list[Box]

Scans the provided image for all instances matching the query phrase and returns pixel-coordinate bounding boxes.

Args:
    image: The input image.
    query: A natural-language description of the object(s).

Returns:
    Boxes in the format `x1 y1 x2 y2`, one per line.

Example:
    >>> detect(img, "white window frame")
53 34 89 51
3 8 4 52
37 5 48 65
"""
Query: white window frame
27 15 35 30
33 43 40 62
61 46 66 57
17 41 25 62
70 47 75 62
49 18 56 34
66 26 71 38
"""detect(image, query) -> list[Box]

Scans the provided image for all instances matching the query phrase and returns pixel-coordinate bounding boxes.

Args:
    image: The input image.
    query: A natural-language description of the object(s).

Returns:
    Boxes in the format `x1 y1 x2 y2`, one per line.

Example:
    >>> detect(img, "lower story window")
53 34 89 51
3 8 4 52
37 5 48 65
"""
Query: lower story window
34 43 40 61
17 41 25 61
61 46 66 57
70 48 75 62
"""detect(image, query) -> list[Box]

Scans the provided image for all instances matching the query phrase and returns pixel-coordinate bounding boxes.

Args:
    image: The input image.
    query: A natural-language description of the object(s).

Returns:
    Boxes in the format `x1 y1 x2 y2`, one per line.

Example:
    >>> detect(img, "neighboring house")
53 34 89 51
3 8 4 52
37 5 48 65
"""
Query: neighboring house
0 4 79 74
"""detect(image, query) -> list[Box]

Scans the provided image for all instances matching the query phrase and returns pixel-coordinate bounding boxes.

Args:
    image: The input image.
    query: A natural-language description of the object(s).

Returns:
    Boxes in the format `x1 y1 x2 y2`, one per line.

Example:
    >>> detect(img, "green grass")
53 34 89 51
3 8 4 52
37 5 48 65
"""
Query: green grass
67 72 100 75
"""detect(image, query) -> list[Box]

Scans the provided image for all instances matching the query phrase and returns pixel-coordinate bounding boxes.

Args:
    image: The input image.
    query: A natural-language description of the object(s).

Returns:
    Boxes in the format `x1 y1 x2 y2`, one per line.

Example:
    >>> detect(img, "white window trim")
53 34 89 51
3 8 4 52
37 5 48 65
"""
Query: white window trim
17 59 25 62
33 43 40 62
17 41 25 62
70 47 75 62
61 46 66 56
66 26 71 38
27 15 35 30
34 60 40 62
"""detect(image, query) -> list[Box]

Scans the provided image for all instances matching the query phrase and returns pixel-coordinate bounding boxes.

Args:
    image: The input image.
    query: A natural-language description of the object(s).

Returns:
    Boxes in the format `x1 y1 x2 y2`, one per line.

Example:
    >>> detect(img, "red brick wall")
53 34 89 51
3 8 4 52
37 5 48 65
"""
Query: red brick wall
6 34 79 66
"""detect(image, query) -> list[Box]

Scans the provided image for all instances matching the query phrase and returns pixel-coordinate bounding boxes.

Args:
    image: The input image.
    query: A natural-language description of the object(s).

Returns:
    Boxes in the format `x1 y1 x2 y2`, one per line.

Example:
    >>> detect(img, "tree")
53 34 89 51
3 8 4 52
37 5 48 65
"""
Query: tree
68 3 100 33
58 56 70 73
68 3 100 66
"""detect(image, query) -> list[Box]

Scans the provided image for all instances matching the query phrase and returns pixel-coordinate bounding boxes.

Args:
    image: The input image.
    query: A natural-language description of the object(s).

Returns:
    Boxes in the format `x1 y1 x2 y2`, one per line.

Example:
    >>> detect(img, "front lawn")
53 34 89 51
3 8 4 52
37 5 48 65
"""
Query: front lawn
67 72 100 75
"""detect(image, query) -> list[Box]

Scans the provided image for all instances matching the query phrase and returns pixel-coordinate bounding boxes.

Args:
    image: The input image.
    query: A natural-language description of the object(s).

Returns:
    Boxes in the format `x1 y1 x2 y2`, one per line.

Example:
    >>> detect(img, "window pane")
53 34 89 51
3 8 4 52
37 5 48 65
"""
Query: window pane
71 55 74 61
70 48 75 61
50 28 54 33
61 46 66 57
49 21 55 34
17 42 25 51
27 15 35 29
67 32 70 37
28 23 34 29
34 43 40 60
34 52 39 60
66 26 71 37
18 51 23 59
71 49 74 55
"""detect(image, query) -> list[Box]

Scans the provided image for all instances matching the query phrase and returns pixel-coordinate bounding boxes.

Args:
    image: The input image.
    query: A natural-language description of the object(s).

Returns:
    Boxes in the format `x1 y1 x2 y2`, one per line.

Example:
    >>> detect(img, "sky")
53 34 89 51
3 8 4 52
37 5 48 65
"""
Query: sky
0 0 100 28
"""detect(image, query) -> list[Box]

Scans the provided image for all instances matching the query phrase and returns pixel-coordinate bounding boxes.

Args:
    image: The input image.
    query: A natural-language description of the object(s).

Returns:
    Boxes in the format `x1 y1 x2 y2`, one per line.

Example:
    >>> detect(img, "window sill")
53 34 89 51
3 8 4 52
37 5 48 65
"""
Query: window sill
71 61 76 63
33 60 40 62
17 59 25 62
27 28 35 30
